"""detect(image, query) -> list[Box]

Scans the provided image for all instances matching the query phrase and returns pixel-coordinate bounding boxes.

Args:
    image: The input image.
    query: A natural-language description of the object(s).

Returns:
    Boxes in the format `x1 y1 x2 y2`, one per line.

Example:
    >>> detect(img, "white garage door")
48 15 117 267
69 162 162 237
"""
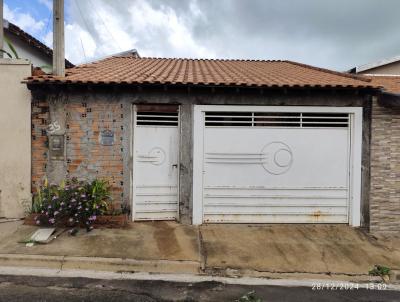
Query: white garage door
193 106 363 225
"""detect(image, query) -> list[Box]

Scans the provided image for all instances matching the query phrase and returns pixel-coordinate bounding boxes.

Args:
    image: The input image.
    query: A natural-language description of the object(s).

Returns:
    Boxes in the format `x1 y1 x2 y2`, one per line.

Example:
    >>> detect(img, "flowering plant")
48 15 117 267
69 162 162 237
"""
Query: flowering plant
32 178 110 231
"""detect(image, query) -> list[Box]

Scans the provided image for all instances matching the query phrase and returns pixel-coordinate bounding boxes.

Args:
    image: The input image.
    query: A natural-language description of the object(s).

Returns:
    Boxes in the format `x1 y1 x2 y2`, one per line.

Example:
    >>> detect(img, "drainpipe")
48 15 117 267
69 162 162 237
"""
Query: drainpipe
53 0 65 76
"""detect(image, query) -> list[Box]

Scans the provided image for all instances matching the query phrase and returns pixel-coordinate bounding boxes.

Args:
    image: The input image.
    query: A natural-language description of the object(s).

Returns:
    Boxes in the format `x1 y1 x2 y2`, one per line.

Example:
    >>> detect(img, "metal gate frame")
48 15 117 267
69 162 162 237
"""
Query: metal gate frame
192 105 363 226
131 104 181 221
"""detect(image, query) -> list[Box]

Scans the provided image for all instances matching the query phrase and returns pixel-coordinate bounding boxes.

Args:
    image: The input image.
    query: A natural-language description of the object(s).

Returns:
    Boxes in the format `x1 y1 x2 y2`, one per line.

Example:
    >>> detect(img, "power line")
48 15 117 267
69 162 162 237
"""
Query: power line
80 37 87 63
43 9 52 44
87 0 122 51
73 0 92 37
73 0 94 62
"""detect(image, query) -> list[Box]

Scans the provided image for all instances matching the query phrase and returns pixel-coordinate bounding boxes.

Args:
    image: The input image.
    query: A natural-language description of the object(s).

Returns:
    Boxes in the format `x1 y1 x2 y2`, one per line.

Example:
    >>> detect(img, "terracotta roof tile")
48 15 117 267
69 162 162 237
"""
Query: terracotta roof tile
366 75 400 94
26 57 379 89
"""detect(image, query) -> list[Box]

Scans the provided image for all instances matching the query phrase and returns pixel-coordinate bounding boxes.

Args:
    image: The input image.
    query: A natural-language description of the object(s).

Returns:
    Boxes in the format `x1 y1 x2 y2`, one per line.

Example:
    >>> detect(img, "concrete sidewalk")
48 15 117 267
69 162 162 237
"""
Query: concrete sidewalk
0 221 399 282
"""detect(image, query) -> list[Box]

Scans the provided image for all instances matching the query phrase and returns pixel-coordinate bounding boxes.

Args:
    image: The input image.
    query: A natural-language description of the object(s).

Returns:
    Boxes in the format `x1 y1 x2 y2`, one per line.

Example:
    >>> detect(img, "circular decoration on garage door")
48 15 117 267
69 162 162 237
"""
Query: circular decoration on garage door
148 147 166 165
261 142 293 175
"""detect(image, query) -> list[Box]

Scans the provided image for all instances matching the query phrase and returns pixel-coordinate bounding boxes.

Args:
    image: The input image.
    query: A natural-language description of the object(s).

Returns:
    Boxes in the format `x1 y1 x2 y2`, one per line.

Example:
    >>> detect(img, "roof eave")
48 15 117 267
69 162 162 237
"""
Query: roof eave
25 80 380 93
378 91 400 108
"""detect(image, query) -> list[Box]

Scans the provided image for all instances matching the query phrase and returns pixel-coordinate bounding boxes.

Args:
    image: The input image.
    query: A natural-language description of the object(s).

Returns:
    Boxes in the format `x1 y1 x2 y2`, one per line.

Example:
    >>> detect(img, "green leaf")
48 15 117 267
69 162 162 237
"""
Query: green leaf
4 36 19 59
0 49 12 58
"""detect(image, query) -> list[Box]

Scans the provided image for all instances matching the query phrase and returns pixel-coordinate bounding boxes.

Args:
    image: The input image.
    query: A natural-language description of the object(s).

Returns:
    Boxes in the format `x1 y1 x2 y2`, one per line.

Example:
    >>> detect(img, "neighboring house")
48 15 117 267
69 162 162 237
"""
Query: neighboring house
349 56 400 234
25 56 399 233
349 55 400 75
349 55 400 96
0 20 72 219
3 20 74 68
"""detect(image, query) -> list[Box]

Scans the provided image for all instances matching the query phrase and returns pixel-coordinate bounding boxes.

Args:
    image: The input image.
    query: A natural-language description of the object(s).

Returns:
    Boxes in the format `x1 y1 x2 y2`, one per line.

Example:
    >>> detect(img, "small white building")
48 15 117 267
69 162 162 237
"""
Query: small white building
3 20 74 68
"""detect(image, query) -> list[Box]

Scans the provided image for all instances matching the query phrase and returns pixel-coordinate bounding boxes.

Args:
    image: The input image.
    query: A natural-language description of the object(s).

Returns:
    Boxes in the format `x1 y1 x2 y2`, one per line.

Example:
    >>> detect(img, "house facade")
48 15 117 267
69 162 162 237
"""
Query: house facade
350 56 400 234
25 56 399 233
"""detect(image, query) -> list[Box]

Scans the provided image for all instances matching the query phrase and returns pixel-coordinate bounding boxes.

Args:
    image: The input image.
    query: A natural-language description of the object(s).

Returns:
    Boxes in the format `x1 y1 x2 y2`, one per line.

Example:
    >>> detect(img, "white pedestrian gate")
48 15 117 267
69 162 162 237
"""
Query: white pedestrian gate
193 106 362 226
132 106 180 220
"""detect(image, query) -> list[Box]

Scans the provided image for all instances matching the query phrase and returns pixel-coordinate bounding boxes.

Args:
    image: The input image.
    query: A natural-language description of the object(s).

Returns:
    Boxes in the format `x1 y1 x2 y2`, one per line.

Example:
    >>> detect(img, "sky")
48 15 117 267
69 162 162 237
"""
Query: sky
3 0 400 71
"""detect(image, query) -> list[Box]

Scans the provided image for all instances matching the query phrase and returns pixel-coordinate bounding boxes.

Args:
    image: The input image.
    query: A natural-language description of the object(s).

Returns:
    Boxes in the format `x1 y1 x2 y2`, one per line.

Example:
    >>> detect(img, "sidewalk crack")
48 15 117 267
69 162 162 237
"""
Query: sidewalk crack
60 255 66 272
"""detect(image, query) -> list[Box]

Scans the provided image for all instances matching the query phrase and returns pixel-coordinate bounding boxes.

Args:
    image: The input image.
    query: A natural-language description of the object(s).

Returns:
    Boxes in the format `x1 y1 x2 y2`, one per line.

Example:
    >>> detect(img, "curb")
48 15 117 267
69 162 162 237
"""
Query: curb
0 265 399 290
390 269 400 284
0 253 200 275
0 253 389 285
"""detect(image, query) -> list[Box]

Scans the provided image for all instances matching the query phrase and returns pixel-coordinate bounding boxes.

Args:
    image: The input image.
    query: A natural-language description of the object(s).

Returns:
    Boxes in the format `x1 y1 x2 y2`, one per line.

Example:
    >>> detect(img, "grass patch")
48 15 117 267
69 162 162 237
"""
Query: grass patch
369 265 391 276
236 291 262 302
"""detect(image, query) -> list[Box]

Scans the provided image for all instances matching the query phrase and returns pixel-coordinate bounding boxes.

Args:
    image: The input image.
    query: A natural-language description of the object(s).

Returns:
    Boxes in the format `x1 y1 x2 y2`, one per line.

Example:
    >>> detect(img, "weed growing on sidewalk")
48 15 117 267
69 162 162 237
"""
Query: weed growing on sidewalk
235 291 262 302
369 265 391 277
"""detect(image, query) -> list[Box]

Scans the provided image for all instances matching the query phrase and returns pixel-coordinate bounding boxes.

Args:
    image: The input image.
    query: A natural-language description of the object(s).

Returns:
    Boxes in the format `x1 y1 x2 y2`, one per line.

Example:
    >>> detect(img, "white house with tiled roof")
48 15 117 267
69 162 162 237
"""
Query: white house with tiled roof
26 56 393 232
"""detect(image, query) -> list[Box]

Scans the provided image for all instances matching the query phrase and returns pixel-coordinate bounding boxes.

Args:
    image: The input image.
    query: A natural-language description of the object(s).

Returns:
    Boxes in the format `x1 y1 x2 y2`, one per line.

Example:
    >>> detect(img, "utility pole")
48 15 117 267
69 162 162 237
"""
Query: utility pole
53 0 65 76
0 0 4 58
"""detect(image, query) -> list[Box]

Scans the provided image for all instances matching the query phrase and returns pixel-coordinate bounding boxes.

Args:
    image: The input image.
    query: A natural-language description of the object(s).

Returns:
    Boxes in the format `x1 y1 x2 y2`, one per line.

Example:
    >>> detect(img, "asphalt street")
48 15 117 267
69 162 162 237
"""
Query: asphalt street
0 275 398 302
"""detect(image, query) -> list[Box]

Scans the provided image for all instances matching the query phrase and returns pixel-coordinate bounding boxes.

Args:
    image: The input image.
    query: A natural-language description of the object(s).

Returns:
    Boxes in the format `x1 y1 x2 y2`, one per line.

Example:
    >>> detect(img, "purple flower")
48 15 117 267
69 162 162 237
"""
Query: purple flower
75 213 78 217
85 208 89 211
48 205 52 209
81 194 86 198
60 202 65 206
78 206 82 210
35 220 40 225
52 196 57 201
54 211 59 216
49 218 55 224
41 210 44 214
68 205 72 208
89 215 96 221
71 198 76 203
45 212 48 215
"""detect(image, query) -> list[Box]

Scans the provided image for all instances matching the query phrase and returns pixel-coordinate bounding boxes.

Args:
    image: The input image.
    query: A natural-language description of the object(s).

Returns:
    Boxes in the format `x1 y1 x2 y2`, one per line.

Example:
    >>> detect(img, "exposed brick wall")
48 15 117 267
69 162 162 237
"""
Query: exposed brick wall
31 100 49 190
370 98 400 234
65 100 125 209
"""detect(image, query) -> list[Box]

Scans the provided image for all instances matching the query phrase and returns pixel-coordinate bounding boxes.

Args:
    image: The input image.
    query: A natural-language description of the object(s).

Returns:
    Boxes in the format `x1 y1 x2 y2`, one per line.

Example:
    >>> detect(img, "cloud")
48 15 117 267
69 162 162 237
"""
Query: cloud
64 0 215 64
4 3 45 34
64 0 400 69
64 23 97 63
6 0 400 70
38 0 52 11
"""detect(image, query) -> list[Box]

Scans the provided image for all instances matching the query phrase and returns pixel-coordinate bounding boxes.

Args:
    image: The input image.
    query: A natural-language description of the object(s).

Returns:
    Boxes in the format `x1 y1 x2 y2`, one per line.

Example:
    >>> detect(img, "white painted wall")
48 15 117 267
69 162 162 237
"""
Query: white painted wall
0 58 32 218
4 32 51 68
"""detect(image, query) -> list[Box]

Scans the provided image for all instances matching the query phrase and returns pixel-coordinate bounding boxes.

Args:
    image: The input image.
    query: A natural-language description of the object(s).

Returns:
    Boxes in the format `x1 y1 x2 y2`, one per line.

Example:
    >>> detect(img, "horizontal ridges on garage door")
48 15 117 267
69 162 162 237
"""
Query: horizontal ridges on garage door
205 112 349 128
203 186 349 223
134 185 178 220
